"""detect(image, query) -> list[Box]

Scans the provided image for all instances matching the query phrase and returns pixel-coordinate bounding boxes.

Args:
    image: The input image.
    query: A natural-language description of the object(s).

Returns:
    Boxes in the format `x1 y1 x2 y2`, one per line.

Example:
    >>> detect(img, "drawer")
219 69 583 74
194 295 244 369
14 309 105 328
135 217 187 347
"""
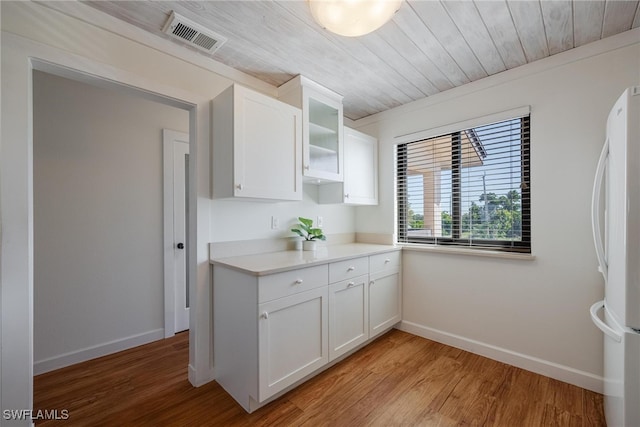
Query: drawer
329 256 369 284
258 264 328 303
369 251 401 275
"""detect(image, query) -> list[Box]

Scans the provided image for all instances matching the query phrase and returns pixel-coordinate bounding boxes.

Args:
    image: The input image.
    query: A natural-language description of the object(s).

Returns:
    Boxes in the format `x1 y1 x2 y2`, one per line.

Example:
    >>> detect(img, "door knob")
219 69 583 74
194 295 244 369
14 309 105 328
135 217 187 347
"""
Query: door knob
177 243 185 249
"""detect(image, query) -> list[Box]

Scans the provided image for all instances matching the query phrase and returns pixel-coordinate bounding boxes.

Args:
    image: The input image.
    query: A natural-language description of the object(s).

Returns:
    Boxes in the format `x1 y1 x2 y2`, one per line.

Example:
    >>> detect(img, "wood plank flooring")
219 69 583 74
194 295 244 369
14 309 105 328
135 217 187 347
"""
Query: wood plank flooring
34 330 605 426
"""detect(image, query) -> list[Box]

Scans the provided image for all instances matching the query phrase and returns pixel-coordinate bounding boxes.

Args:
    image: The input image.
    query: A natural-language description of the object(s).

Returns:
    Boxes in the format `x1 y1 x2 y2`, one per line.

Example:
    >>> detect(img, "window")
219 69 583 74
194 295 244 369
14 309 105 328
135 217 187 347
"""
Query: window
397 115 530 253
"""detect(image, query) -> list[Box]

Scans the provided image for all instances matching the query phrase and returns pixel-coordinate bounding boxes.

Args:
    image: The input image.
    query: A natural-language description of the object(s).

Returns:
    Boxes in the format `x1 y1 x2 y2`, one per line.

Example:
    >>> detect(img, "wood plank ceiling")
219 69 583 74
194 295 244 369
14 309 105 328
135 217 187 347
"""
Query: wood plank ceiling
85 0 640 120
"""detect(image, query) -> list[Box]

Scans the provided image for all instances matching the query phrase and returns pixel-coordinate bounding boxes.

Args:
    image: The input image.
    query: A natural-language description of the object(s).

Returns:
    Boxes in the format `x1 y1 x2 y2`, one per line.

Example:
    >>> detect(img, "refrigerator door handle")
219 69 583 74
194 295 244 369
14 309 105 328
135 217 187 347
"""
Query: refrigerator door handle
590 300 622 342
591 138 609 280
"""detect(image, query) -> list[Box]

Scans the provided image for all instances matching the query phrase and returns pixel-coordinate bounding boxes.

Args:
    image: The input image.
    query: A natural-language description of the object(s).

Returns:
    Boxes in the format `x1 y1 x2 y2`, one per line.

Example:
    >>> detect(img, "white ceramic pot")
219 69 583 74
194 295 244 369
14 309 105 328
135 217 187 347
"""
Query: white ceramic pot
302 240 317 251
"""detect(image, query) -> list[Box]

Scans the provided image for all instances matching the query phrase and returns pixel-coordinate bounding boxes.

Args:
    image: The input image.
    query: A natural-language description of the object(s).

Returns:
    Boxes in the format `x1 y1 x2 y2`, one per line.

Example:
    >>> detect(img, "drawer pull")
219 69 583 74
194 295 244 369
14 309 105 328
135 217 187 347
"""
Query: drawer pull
261 312 269 320
294 279 303 285
347 266 355 272
384 258 391 263
347 281 355 287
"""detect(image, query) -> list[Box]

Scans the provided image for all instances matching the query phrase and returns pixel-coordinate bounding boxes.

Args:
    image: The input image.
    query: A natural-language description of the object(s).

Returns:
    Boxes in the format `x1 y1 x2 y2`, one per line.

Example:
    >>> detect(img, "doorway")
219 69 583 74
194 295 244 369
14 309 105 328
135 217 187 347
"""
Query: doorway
33 70 190 373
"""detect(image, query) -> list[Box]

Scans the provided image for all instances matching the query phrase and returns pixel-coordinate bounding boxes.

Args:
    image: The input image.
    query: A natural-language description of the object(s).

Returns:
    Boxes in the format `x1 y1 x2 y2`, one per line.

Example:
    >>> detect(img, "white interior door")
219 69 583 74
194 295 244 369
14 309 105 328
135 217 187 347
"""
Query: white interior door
163 130 189 336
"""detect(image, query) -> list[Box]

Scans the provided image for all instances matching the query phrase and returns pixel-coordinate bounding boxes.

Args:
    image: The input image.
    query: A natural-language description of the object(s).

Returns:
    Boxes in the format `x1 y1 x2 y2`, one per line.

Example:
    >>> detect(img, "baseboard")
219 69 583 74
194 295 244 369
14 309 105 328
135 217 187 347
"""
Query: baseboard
398 321 604 394
33 328 165 375
188 364 215 387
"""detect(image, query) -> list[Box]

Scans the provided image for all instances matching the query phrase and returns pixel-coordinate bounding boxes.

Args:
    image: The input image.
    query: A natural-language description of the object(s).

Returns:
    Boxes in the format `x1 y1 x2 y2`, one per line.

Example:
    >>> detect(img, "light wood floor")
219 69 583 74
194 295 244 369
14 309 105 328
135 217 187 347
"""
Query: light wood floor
34 329 605 426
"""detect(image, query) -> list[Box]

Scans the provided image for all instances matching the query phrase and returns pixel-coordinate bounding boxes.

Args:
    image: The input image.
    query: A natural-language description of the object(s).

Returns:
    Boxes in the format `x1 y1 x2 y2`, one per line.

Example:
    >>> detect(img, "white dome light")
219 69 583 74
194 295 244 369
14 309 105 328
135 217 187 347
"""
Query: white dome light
308 0 403 37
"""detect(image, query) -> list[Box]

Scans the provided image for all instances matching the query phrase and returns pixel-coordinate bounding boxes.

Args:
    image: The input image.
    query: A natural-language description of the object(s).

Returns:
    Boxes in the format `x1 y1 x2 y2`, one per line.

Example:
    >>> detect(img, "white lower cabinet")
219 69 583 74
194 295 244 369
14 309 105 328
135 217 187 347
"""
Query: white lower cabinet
369 270 401 338
328 274 368 361
369 251 402 338
258 287 328 401
213 249 401 413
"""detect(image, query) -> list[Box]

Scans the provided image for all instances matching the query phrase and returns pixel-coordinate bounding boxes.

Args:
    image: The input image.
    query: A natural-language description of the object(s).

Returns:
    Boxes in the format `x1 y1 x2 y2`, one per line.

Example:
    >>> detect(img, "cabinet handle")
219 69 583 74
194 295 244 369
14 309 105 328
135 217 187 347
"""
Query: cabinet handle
304 165 310 170
294 279 303 285
347 266 355 272
261 312 269 319
344 193 350 199
369 280 375 286
236 184 244 191
347 281 355 287
384 258 391 263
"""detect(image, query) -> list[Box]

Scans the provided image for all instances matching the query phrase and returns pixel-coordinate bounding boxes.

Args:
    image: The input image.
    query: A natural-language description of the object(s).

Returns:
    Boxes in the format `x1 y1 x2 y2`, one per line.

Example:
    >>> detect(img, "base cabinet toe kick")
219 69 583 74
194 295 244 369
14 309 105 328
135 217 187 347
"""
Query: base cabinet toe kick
212 247 401 412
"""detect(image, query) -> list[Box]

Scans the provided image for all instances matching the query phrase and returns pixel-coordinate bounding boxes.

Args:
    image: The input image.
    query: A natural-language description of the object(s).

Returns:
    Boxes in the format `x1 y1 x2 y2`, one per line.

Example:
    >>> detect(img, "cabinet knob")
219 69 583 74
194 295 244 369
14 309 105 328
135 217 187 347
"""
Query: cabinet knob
304 165 310 170
344 193 350 199
294 279 303 285
369 280 375 286
347 281 355 288
261 312 269 319
236 184 244 191
384 258 391 263
347 266 355 272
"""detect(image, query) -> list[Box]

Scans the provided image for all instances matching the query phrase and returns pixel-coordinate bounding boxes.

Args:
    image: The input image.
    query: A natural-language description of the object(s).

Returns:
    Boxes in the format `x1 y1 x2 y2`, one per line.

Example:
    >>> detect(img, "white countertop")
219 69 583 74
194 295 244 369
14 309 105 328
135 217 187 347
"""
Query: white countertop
210 243 400 276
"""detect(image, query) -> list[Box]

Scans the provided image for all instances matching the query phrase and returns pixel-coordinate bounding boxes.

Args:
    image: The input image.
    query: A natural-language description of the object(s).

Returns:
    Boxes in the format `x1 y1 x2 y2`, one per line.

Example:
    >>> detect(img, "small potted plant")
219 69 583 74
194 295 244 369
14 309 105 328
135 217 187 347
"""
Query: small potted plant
291 217 326 251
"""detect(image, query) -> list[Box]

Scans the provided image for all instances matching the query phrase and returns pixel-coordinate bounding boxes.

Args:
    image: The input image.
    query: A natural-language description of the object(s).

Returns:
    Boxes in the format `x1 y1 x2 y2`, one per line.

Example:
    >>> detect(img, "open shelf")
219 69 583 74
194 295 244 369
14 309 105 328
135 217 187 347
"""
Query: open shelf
309 144 338 156
309 122 337 138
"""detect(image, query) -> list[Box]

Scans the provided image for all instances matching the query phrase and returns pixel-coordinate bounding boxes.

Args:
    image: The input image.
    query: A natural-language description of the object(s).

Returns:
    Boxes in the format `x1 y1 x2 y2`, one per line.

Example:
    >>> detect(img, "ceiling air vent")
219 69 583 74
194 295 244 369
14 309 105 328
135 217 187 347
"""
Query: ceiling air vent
162 11 227 55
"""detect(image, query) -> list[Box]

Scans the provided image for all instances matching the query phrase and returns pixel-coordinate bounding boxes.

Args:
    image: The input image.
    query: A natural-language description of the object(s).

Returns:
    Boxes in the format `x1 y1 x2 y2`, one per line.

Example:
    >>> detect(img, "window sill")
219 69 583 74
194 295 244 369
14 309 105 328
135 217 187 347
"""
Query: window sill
399 243 536 261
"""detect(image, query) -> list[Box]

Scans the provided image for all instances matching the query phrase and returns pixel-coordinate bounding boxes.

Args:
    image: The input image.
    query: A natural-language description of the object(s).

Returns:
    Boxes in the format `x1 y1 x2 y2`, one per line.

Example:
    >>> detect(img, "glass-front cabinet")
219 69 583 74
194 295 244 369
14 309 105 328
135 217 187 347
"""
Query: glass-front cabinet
279 75 344 183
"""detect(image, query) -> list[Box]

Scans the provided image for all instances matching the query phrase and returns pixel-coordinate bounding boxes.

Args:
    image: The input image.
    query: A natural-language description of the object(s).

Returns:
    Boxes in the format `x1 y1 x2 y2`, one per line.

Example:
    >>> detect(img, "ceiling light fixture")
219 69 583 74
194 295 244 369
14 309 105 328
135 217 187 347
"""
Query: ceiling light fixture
308 0 403 37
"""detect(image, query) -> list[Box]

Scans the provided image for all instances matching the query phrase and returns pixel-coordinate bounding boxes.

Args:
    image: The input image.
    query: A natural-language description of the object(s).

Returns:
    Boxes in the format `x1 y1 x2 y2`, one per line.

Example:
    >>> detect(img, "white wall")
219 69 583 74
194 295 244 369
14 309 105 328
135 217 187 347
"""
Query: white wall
354 32 640 391
32 71 189 371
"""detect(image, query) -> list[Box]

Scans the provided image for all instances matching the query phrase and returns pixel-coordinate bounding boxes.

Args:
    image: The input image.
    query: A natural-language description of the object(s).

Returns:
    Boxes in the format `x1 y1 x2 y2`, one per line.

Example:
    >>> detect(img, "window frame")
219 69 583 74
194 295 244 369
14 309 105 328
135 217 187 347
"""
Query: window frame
396 115 531 254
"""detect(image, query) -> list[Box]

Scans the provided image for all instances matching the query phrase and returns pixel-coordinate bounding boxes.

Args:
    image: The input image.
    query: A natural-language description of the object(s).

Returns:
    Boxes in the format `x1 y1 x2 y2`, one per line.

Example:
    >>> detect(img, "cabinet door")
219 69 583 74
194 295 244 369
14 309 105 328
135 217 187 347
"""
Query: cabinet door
258 287 328 401
303 89 344 183
234 85 302 200
369 270 401 339
329 275 369 361
344 127 378 205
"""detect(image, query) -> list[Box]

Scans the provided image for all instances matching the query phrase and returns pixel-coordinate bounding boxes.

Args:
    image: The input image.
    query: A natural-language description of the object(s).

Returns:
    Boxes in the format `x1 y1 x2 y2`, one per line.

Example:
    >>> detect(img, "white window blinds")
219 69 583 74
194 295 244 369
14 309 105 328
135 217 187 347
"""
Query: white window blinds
397 115 530 253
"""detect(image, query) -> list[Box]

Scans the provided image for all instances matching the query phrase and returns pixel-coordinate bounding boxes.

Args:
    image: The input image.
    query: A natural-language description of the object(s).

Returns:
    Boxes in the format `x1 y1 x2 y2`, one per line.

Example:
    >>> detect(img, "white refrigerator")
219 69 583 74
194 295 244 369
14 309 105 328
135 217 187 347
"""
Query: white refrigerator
590 86 640 427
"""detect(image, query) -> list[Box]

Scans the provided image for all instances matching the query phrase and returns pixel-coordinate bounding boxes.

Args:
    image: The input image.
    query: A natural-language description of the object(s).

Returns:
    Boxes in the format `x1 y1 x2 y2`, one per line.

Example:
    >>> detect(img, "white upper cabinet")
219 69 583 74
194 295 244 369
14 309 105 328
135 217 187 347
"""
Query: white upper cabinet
212 84 302 201
343 127 378 205
278 76 344 183
319 127 379 205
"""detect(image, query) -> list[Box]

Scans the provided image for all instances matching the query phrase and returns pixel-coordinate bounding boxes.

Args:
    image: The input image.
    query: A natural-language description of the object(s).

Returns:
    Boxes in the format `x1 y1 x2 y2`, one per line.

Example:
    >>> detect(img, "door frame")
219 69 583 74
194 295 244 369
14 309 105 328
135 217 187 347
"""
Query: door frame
163 129 190 337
